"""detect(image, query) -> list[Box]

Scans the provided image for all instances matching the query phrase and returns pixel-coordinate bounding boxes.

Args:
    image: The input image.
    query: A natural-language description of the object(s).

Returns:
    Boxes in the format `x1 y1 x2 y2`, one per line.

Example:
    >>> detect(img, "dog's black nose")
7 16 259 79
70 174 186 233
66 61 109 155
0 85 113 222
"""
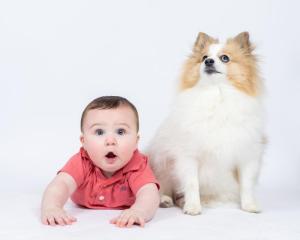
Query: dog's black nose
205 58 214 67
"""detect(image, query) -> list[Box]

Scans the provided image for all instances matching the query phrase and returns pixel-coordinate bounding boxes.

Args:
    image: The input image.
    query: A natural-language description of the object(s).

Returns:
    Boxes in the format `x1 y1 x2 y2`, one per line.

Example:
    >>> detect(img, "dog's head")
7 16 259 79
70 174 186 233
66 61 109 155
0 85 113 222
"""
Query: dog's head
180 32 261 96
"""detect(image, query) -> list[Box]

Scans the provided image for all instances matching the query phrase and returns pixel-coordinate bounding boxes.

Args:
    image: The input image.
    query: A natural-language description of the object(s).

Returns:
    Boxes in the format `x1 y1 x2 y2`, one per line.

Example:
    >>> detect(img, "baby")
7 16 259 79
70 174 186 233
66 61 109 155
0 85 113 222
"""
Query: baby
41 96 160 227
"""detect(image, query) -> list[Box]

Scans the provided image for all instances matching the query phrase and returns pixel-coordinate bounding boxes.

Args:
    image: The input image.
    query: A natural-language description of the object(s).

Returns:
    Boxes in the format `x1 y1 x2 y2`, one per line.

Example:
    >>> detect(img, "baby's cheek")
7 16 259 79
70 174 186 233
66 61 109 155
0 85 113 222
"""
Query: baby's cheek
88 142 105 154
119 144 136 158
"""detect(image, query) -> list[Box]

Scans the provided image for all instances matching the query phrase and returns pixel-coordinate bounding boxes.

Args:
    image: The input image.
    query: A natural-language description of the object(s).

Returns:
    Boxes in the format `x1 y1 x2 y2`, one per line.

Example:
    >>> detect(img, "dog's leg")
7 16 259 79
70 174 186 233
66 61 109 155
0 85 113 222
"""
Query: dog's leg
238 155 261 213
175 157 202 215
158 176 174 208
160 195 174 208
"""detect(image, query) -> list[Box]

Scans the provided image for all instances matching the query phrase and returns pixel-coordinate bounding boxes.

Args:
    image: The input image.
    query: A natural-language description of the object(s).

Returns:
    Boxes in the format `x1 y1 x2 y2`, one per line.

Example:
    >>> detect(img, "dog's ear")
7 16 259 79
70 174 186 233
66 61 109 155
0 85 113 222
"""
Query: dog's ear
193 32 216 53
233 32 253 53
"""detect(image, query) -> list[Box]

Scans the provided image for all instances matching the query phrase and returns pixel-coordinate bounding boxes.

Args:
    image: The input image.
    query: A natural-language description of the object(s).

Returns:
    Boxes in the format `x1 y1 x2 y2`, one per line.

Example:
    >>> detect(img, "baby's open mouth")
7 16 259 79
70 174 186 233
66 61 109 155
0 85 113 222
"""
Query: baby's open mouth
105 152 116 158
105 152 117 164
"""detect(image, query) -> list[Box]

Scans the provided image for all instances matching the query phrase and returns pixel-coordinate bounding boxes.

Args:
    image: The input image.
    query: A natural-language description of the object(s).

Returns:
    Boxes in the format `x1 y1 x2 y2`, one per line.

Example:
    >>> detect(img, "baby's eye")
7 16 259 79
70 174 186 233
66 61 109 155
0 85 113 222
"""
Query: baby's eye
117 128 126 135
95 129 104 135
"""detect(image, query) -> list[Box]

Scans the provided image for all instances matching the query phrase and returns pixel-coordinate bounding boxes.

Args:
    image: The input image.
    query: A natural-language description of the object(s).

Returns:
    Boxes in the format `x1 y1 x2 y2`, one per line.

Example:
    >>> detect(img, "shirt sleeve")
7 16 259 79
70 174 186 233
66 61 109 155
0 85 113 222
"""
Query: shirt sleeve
58 152 85 188
128 159 160 195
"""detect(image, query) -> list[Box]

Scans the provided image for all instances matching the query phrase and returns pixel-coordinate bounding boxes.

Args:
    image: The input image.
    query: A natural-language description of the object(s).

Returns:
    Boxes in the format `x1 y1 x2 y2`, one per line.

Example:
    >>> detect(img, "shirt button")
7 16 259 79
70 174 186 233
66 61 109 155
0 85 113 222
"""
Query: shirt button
99 195 105 201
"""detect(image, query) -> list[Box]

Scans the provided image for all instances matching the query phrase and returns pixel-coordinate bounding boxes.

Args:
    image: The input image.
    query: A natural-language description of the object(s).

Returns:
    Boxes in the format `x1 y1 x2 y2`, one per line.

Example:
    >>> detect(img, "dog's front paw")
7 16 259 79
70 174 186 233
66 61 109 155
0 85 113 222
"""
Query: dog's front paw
183 202 202 215
160 195 174 208
241 201 261 213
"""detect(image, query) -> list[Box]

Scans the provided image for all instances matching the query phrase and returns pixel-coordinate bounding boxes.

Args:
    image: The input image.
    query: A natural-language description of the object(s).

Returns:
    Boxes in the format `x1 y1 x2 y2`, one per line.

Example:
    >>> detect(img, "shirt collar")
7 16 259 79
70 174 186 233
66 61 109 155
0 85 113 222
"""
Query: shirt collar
80 147 90 160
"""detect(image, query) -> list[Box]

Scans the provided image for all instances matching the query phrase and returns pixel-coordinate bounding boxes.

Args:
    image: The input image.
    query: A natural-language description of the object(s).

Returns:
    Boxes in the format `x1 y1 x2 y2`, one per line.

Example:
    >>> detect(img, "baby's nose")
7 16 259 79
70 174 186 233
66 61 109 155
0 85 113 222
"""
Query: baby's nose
105 135 117 145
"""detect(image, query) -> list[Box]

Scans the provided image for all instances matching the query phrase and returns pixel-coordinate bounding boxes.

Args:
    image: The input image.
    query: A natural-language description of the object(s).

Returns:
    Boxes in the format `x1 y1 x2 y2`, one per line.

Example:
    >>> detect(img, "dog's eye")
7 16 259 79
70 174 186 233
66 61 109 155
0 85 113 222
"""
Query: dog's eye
202 55 208 62
220 55 230 63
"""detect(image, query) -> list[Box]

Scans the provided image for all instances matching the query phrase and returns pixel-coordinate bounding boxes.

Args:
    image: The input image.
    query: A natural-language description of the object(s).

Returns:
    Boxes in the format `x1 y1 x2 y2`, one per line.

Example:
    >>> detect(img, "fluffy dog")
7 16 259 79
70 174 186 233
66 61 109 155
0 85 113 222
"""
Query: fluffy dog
147 32 265 215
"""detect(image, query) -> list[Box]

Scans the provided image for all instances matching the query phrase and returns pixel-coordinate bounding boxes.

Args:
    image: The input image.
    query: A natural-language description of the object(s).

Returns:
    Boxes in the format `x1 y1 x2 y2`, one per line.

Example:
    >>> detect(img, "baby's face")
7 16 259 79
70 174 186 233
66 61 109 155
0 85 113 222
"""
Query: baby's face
80 106 139 177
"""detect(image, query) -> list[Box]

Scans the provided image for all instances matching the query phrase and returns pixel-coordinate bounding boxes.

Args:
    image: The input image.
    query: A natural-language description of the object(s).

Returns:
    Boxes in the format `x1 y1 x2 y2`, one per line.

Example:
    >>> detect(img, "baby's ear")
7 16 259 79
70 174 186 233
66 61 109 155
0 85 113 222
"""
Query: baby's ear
80 135 84 145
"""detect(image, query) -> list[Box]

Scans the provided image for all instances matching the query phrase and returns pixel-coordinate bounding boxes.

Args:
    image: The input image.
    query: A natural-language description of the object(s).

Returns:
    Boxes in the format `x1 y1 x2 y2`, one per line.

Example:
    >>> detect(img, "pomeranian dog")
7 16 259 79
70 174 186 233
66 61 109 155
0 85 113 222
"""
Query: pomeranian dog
147 32 265 215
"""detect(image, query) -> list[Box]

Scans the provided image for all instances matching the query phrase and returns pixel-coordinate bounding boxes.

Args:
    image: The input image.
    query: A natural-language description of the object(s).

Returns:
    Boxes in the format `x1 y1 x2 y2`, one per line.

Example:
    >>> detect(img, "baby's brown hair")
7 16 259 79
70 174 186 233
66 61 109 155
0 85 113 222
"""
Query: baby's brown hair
80 96 139 132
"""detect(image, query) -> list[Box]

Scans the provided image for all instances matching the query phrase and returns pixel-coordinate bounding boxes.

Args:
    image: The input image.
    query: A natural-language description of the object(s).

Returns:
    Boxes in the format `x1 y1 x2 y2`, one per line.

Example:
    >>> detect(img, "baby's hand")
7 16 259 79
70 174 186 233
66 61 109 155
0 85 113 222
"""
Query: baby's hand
41 207 77 226
110 208 146 228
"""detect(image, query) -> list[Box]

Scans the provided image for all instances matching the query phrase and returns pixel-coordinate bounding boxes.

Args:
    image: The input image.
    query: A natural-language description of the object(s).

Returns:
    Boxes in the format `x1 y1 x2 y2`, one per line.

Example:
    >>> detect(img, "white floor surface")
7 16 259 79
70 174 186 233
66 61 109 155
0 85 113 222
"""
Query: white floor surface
1 187 299 240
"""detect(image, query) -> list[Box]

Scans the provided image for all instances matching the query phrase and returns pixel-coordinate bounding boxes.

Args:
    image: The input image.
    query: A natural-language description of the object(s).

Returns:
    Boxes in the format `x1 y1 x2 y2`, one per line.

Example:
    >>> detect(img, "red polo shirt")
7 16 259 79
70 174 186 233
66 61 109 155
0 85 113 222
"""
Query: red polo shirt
59 148 159 209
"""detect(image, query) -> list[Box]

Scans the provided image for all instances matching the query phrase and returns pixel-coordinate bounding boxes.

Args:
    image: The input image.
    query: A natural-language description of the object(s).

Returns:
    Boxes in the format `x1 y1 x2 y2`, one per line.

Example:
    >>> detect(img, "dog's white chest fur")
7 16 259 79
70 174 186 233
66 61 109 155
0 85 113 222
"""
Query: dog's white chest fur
158 84 263 151
176 84 263 151
148 83 264 205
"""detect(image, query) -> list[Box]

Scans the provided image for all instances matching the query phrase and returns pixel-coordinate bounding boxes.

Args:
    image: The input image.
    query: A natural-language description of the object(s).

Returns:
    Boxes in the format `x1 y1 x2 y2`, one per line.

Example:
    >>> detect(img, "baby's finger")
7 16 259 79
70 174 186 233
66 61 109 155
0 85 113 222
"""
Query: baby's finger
126 216 136 228
66 215 77 224
47 216 56 226
116 218 125 228
114 214 124 227
111 215 123 226
137 216 145 228
68 215 77 222
117 215 130 228
62 216 72 225
41 216 49 225
110 217 118 224
55 217 66 226
114 217 121 227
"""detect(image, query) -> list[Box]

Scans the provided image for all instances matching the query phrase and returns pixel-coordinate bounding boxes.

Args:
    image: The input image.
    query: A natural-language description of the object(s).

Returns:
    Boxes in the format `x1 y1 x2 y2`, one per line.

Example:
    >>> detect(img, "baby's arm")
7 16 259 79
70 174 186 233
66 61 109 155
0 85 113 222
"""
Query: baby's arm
41 172 77 226
110 183 160 228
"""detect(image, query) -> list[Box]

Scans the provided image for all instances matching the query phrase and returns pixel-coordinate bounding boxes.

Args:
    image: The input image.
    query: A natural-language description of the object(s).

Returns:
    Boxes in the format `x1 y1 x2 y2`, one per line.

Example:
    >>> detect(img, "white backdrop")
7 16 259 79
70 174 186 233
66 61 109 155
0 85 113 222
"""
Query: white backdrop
0 0 299 197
